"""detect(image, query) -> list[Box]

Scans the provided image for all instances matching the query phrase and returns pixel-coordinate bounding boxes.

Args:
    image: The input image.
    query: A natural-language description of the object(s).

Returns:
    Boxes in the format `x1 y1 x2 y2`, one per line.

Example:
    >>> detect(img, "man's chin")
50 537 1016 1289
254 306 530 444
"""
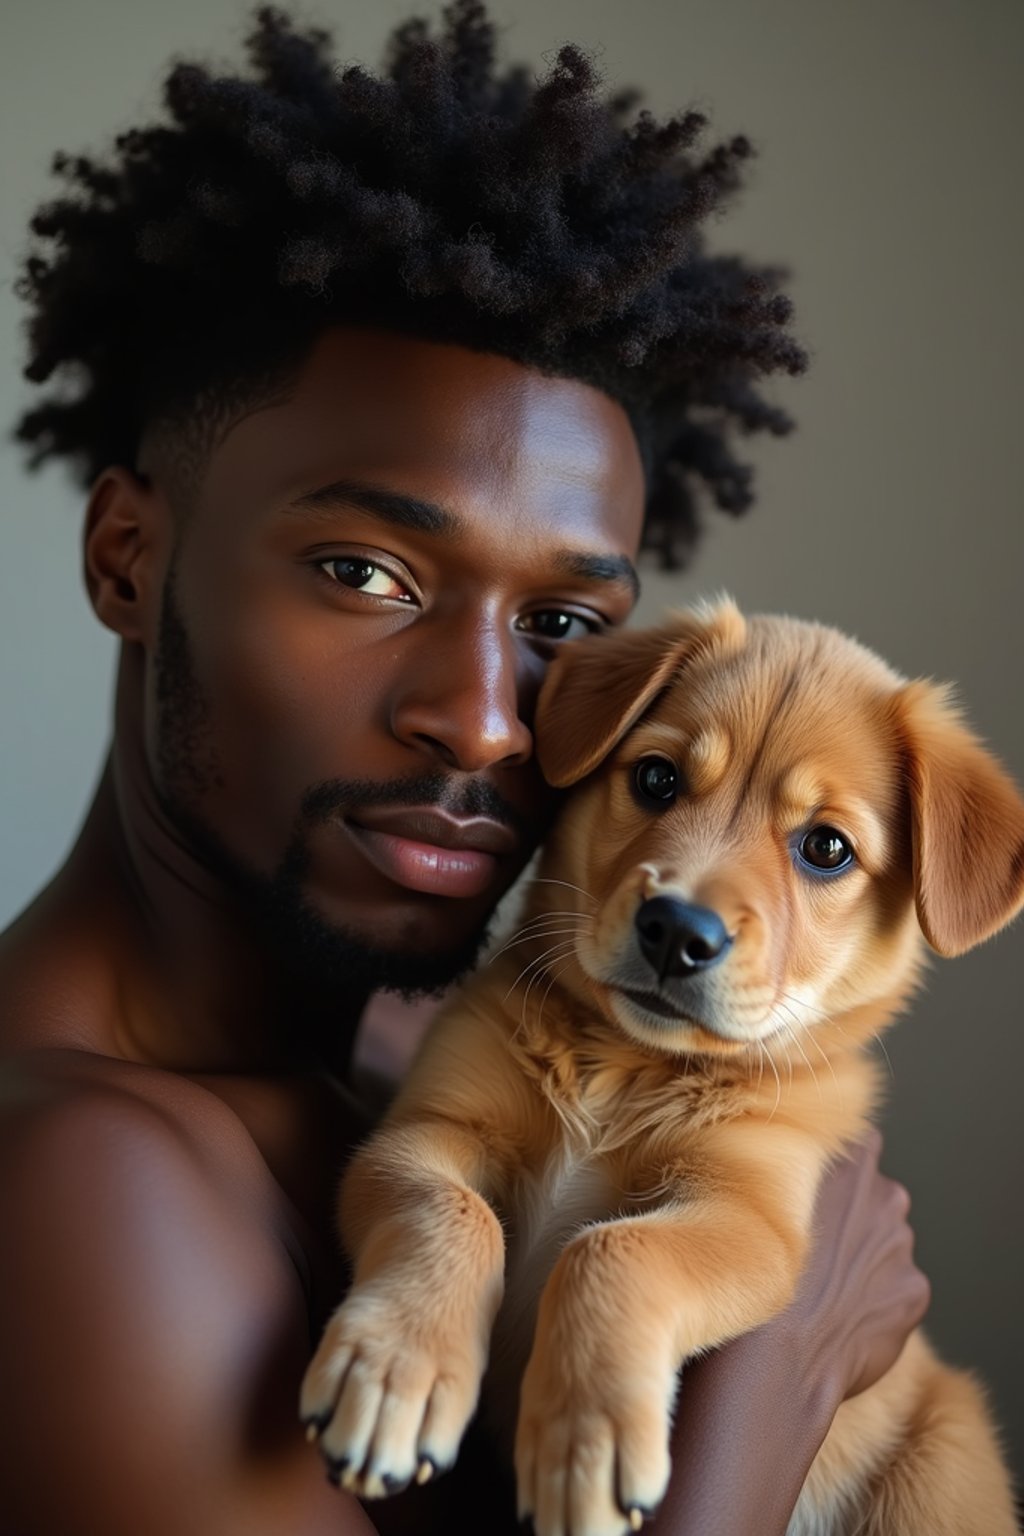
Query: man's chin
253 882 491 1000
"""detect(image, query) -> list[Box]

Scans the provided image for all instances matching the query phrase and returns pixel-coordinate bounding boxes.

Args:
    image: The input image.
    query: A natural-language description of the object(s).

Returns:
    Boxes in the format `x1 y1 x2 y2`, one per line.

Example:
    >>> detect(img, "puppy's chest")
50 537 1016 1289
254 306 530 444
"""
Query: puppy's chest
488 1072 703 1366
486 1139 617 1428
496 1059 718 1300
502 1140 615 1308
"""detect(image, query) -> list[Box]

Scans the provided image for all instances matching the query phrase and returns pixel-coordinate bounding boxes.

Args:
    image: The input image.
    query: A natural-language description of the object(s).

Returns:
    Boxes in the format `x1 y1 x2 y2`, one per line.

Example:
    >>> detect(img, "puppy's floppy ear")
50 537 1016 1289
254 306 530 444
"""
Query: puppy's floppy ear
897 679 1024 957
534 599 746 788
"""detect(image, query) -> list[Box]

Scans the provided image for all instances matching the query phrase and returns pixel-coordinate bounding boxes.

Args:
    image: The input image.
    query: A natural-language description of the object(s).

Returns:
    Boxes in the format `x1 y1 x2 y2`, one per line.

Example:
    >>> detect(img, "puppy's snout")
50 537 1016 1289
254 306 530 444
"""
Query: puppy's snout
635 896 732 981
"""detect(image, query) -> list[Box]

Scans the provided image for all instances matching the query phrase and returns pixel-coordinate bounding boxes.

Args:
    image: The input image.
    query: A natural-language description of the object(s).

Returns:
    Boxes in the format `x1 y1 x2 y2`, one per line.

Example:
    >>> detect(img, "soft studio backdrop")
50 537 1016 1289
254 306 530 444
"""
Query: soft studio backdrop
2 0 1022 1478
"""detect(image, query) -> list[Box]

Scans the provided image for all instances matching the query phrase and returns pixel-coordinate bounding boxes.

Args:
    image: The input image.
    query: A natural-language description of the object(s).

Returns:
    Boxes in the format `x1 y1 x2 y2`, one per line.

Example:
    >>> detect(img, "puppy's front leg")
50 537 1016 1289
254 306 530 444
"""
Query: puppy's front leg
516 1144 814 1536
302 1114 506 1496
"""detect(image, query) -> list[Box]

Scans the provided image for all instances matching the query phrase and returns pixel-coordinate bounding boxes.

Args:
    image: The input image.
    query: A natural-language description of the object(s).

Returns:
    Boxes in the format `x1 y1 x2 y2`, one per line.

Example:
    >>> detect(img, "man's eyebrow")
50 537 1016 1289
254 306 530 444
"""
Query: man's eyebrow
552 550 640 602
283 477 640 598
283 478 460 536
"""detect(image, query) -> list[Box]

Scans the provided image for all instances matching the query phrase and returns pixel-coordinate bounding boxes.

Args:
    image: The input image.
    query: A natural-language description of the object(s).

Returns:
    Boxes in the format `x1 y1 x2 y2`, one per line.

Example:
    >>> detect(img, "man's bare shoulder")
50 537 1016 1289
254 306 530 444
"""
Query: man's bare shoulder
0 1046 267 1219
2 1046 283 1181
0 1052 374 1536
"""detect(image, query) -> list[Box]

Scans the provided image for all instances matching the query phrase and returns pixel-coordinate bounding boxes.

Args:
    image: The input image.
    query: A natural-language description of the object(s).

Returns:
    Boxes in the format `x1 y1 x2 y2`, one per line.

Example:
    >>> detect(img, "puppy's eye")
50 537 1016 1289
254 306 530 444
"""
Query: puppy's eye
634 757 679 805
797 826 855 873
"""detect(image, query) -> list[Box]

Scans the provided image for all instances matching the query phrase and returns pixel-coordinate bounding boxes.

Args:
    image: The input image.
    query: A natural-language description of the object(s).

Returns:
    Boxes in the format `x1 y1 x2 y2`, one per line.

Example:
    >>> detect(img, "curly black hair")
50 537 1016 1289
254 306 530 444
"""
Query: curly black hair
14 1 807 567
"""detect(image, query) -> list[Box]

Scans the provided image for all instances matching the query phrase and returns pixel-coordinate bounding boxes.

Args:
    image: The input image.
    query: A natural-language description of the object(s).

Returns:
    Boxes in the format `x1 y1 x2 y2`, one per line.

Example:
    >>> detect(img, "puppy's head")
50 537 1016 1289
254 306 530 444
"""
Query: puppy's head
532 600 1024 1058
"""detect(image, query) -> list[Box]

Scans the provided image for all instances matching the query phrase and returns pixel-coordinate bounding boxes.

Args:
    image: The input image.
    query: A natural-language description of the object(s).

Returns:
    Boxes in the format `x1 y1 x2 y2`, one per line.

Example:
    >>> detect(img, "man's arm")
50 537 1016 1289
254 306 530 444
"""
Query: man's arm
0 1087 376 1536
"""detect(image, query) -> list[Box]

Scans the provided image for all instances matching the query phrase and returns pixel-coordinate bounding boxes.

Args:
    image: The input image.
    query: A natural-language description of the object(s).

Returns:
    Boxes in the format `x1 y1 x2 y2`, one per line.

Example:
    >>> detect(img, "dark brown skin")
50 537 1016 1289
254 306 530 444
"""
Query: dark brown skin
0 328 928 1536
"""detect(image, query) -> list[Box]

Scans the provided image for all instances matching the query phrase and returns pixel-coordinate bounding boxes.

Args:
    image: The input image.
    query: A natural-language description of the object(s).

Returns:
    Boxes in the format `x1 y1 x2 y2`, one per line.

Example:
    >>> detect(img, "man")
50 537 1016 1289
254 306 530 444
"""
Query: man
0 6 928 1534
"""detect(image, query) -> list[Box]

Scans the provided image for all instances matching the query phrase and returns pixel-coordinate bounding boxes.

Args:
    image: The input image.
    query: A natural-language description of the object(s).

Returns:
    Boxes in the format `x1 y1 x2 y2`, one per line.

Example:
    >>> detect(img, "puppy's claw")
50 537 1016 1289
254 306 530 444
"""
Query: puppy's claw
362 1472 387 1500
628 1510 645 1532
301 1408 332 1442
324 1455 349 1489
416 1457 435 1485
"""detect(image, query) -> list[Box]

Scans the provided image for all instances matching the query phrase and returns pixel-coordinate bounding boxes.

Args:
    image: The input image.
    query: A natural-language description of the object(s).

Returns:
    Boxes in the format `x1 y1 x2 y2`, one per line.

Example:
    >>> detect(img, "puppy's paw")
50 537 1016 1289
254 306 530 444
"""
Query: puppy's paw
300 1288 484 1497
514 1351 673 1536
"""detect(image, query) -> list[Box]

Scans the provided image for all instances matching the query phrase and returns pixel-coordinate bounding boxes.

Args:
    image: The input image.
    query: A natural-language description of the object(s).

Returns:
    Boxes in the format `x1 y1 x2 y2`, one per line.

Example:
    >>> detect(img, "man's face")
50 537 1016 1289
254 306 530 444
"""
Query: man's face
145 328 645 994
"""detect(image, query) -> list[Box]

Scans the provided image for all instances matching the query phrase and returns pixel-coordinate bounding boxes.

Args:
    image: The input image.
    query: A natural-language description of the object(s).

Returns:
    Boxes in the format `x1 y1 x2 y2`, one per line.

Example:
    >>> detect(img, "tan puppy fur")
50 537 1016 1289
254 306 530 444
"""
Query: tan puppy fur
301 601 1024 1536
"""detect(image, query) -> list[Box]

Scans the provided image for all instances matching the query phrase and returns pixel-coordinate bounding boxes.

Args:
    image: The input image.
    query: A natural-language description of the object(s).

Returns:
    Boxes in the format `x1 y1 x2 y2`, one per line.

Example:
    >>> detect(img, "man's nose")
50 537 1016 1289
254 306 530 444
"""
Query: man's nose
389 616 535 773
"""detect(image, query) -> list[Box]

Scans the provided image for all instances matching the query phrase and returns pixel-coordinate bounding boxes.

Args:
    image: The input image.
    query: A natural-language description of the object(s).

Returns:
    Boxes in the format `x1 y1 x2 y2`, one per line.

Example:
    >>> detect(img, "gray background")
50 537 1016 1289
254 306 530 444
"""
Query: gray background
2 0 1022 1481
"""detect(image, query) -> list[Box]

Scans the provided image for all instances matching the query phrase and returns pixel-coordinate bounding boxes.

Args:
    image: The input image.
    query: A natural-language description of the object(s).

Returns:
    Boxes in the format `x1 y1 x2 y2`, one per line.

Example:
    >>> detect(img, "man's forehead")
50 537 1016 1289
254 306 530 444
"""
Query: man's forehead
286 327 639 476
194 325 647 548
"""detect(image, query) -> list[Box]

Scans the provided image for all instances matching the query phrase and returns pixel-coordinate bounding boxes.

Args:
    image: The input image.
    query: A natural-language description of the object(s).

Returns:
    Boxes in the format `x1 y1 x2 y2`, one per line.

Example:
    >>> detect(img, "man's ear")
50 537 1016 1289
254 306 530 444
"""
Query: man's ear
534 598 747 788
897 679 1024 957
83 467 170 644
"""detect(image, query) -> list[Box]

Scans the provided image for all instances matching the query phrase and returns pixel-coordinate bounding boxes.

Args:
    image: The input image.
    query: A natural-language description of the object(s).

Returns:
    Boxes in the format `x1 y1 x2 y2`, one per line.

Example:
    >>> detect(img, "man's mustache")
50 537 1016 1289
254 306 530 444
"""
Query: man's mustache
299 772 534 841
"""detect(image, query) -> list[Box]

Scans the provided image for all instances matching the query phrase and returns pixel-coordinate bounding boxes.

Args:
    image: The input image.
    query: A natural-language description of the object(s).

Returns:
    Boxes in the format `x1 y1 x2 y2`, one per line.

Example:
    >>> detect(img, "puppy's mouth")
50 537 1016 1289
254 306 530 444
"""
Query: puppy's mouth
612 982 719 1034
616 983 697 1022
610 983 754 1054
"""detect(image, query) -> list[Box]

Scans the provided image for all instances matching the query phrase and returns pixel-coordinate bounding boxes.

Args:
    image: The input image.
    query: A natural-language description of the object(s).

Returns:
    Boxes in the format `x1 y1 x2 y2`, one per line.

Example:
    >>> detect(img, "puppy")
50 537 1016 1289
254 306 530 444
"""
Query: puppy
301 600 1023 1536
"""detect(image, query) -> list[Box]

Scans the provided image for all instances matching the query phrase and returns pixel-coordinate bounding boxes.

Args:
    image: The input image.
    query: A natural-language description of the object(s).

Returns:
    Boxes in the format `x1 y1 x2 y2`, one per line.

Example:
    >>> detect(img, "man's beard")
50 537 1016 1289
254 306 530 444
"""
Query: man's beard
152 571 511 1000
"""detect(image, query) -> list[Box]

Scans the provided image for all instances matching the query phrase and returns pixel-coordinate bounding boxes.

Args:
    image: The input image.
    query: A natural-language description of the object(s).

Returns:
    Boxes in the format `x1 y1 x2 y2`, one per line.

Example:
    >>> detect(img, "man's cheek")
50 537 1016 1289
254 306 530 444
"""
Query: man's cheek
179 654 336 863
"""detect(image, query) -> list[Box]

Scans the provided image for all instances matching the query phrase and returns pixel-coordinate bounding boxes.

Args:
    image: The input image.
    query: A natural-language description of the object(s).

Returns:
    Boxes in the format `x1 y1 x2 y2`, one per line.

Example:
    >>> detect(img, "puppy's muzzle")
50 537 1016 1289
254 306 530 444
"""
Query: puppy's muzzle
635 896 733 982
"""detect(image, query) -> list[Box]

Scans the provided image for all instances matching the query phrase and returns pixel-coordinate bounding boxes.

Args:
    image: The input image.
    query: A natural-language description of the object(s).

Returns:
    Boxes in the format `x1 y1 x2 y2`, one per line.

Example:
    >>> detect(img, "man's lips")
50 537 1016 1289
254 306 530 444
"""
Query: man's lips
342 807 520 899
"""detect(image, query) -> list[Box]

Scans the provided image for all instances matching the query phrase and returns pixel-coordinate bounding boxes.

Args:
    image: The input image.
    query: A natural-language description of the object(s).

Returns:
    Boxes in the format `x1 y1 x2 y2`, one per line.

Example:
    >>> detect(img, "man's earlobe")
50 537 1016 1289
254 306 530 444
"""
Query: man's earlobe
83 467 170 643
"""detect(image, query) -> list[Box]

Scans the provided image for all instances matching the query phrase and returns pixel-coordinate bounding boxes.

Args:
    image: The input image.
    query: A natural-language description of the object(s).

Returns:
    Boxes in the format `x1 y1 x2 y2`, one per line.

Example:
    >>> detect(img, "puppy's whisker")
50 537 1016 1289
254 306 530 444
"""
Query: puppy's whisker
490 911 591 945
524 876 598 907
512 940 580 983
505 907 589 932
488 921 590 962
618 1178 674 1204
766 1039 784 1121
800 1020 845 1104
499 923 586 957
870 1031 896 1082
522 945 571 1010
773 1000 810 1053
491 909 589 943
766 1012 795 1096
778 991 834 1025
520 967 550 1034
518 949 580 1025
758 1040 782 1122
777 995 842 1059
535 954 578 1028
830 1021 896 1084
782 1022 797 1096
774 998 846 1105
537 948 578 1007
778 1016 823 1102
503 940 581 1002
519 957 560 1040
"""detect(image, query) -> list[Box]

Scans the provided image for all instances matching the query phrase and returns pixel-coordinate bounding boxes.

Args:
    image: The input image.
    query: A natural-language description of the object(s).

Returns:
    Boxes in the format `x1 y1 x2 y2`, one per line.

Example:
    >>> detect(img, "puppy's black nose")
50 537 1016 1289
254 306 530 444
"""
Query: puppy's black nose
635 896 732 979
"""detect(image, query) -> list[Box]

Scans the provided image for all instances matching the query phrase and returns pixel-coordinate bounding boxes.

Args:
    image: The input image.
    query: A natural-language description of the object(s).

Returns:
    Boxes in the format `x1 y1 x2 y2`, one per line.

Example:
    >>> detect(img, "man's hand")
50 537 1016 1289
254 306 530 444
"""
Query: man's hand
647 1131 929 1536
778 1126 931 1403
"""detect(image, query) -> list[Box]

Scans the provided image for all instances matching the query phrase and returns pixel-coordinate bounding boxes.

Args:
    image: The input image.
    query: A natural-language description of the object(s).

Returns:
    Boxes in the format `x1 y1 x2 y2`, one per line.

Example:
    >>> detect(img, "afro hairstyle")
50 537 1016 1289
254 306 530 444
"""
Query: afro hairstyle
14 0 807 567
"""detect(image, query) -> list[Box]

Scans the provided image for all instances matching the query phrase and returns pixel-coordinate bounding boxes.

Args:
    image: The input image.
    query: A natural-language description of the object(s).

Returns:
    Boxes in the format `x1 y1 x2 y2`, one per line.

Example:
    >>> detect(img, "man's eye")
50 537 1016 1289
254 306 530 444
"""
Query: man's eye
517 610 602 642
319 557 413 602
